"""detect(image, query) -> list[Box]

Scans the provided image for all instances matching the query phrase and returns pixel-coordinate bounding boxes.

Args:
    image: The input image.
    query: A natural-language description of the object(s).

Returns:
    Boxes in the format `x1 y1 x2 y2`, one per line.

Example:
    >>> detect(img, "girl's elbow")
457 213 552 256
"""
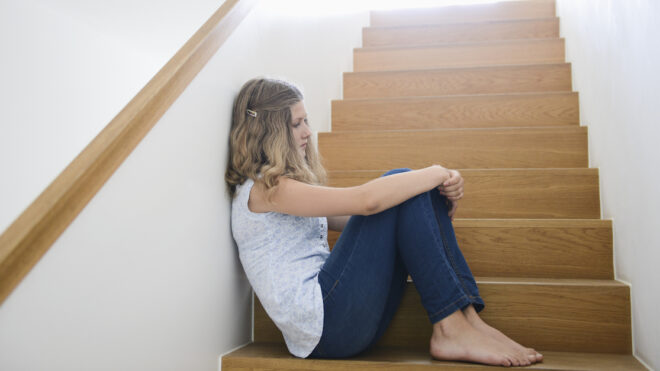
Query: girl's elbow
353 185 382 215
361 195 382 215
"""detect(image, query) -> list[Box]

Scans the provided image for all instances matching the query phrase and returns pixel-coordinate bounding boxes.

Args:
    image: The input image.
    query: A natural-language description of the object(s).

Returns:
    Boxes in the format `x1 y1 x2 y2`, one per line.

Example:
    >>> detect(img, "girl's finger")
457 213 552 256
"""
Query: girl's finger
443 178 463 188
442 186 463 195
441 184 463 193
443 177 460 187
443 170 462 187
448 201 459 219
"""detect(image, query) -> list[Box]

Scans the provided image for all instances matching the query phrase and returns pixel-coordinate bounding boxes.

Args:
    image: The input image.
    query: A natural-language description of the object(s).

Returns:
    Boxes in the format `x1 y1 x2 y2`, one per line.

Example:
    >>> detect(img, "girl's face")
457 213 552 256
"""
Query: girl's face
290 101 312 159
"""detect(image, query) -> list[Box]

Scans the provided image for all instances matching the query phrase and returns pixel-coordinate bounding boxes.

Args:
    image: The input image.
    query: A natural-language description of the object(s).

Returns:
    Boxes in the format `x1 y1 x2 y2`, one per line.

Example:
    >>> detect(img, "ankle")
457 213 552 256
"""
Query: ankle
463 305 485 325
433 310 470 337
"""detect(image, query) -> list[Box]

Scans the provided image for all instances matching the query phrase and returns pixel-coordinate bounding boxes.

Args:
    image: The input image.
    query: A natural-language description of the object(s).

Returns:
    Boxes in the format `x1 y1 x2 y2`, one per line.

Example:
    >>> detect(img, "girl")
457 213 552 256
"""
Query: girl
226 78 542 367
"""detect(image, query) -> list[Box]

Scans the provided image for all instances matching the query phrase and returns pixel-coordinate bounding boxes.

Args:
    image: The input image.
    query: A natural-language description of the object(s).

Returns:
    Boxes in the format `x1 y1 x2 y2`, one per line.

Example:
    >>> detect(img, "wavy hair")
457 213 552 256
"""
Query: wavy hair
225 78 326 198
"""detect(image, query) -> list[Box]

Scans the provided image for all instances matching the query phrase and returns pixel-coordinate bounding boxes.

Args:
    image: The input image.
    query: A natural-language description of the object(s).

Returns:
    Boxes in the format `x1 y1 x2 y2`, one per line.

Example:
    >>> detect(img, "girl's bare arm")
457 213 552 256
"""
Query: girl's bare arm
248 166 452 217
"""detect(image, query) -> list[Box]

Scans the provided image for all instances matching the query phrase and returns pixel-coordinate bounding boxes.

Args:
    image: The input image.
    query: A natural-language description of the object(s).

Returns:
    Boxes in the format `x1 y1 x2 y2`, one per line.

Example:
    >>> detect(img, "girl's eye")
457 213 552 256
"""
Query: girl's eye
292 118 307 128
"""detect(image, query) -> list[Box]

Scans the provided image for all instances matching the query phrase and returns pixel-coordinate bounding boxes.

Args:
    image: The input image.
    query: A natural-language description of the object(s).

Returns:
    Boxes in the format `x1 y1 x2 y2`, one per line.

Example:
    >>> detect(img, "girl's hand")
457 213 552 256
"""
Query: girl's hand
438 169 464 201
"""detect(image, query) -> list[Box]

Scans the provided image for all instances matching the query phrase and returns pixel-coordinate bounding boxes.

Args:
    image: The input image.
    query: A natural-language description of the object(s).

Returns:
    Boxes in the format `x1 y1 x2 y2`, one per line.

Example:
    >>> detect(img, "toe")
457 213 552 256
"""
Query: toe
526 354 537 364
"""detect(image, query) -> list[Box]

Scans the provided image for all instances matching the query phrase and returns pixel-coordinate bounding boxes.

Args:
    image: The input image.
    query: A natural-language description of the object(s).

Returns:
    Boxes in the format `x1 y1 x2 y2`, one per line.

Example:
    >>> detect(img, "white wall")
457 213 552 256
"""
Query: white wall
0 1 369 370
556 1 660 369
0 0 510 235
0 0 223 235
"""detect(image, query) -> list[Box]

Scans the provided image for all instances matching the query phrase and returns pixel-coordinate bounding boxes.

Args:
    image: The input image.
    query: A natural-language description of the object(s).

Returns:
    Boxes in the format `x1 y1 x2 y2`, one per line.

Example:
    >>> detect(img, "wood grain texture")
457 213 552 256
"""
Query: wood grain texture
0 0 257 306
318 127 588 170
254 278 632 354
370 0 556 27
343 63 572 99
332 92 579 131
354 38 565 72
223 343 647 371
326 168 600 219
328 218 613 279
363 18 560 47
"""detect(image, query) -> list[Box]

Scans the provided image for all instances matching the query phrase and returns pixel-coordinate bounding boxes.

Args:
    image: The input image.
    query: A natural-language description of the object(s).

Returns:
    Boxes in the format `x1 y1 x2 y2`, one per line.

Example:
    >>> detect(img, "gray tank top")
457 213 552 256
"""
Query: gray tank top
231 178 329 357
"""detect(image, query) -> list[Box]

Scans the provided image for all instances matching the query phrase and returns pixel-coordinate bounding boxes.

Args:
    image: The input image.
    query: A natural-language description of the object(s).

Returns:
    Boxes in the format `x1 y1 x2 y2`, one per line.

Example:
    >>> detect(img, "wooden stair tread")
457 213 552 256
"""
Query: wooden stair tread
328 218 613 279
223 343 647 371
332 92 579 131
327 168 599 219
475 276 625 287
366 16 559 30
343 63 572 99
254 278 632 353
345 62 570 74
319 127 588 170
329 168 599 183
363 17 560 47
453 217 610 228
356 36 564 51
354 38 565 72
339 90 576 101
370 0 556 27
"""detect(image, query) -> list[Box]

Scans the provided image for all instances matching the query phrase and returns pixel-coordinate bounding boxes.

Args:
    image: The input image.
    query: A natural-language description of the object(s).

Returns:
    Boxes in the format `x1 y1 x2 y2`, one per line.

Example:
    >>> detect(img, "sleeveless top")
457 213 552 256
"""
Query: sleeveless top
231 178 330 357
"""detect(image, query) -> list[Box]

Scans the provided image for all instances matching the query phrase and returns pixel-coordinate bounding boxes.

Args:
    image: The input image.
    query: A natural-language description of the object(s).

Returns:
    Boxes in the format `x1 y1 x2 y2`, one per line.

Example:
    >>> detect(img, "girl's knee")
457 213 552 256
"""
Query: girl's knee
381 168 412 177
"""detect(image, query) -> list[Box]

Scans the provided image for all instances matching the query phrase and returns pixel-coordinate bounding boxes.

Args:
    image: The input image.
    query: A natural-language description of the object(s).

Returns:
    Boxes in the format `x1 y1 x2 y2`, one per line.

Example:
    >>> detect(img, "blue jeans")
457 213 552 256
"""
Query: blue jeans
309 168 484 358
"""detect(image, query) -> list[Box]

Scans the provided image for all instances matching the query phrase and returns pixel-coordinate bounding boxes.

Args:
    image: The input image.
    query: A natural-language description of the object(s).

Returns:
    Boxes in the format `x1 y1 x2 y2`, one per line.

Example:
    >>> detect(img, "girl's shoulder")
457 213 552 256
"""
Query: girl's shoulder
247 179 271 214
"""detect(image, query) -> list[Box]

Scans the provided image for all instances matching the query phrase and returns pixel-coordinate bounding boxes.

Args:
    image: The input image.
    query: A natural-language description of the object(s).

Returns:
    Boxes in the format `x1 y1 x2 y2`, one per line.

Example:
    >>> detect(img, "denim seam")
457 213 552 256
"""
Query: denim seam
429 295 468 318
439 229 472 300
429 295 472 324
430 194 475 304
322 278 339 302
406 193 470 322
421 193 468 299
439 229 484 309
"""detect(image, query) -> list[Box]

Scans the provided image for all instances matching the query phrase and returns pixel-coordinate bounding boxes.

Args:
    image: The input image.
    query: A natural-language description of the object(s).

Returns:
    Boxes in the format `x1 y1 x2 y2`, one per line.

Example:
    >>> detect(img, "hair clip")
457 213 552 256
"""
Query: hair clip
246 109 257 118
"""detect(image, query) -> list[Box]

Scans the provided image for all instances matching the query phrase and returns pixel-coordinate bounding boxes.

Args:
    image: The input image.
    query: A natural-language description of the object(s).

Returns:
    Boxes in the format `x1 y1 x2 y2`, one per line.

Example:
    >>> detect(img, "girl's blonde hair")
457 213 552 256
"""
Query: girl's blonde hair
225 78 326 198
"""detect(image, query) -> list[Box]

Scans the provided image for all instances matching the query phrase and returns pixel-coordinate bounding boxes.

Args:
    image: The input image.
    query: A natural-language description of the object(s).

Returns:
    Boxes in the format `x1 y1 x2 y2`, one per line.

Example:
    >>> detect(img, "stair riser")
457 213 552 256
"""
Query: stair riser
454 224 613 279
364 18 560 47
343 64 572 99
354 39 565 72
370 0 555 27
326 169 600 219
318 128 588 170
328 221 613 279
224 343 648 371
332 93 579 131
254 281 631 354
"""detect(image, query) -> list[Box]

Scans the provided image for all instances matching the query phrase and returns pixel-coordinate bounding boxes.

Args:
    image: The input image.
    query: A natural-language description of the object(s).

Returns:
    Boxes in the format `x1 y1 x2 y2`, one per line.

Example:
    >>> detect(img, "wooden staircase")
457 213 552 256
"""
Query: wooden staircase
222 1 647 369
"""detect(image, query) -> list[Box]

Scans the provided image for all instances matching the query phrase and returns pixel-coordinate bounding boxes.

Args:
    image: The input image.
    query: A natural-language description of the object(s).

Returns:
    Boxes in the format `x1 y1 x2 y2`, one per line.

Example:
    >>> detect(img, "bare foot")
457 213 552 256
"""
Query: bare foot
463 305 543 364
430 309 529 367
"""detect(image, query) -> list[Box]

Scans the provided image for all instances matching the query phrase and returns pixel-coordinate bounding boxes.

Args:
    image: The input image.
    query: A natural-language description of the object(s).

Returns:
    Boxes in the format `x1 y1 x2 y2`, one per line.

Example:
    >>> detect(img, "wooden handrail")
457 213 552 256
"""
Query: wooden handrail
0 0 257 306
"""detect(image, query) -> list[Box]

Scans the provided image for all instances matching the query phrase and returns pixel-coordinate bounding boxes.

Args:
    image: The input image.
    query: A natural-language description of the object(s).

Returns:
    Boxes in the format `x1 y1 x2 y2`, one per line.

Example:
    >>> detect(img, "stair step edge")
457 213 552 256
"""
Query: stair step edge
364 16 560 31
356 37 564 51
222 343 647 371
